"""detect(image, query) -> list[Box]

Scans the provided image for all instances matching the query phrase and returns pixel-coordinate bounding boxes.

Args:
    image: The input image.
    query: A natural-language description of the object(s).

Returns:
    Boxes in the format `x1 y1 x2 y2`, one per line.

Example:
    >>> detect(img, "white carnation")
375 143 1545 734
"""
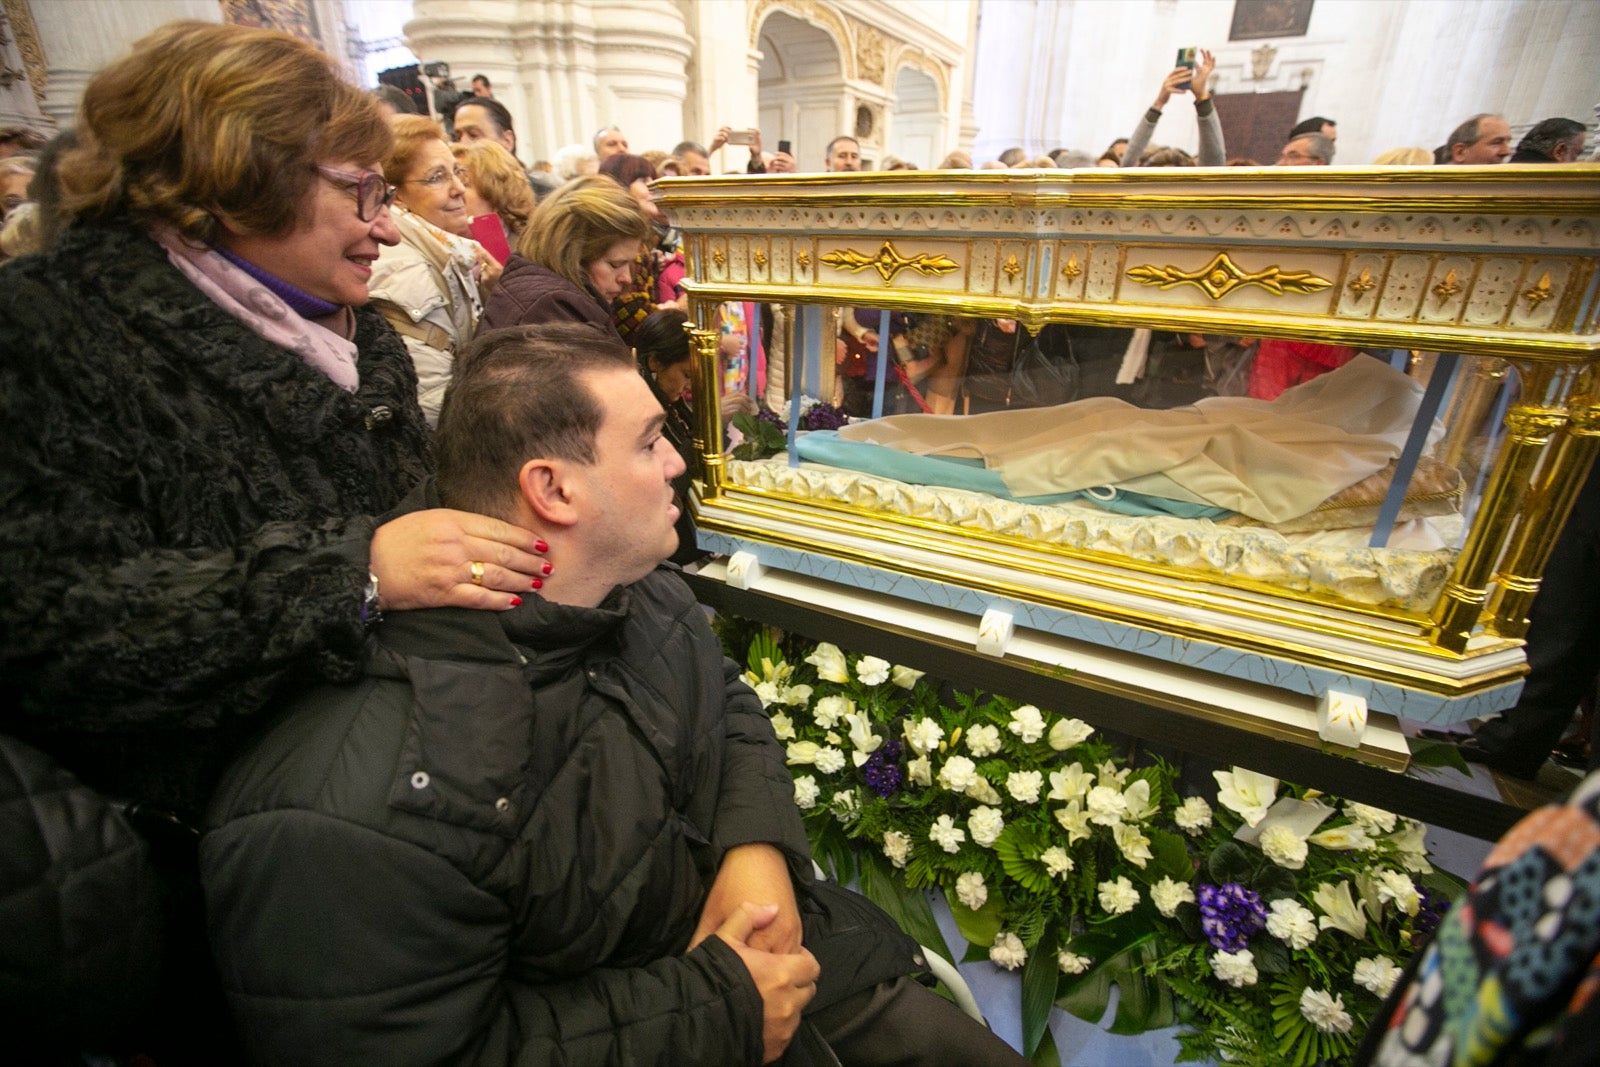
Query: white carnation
1265 898 1318 950
1299 987 1353 1034
929 814 966 854
882 830 912 869
854 655 891 686
965 723 1003 757
1006 770 1043 804
1174 795 1213 835
813 746 846 774
938 755 979 793
1210 949 1258 988
955 871 988 910
989 931 1027 971
1040 846 1074 879
792 775 819 810
1260 825 1309 870
1008 704 1047 744
968 805 1006 847
903 717 944 755
1150 876 1195 918
1086 784 1129 826
811 694 853 729
1097 876 1140 915
1353 956 1403 999
1057 949 1092 975
1048 717 1094 750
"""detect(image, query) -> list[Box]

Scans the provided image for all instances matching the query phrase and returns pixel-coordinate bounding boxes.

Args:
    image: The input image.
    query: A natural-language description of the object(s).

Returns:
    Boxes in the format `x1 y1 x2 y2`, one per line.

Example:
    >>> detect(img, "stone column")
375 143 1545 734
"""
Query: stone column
28 0 219 128
590 0 691 150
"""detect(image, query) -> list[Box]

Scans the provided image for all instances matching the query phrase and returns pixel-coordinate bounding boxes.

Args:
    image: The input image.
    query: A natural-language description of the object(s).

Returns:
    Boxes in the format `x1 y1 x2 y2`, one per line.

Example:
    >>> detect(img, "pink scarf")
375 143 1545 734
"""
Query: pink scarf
152 224 361 392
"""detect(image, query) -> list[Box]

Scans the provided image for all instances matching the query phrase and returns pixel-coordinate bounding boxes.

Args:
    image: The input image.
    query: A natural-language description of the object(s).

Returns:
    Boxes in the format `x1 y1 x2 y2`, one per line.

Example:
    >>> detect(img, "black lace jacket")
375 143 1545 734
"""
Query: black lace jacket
0 221 432 816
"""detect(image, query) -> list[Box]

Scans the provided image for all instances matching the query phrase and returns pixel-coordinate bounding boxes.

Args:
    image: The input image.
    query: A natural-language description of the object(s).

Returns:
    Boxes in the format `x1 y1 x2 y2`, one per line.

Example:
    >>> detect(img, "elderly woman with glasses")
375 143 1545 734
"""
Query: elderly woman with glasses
370 115 502 425
0 23 549 1055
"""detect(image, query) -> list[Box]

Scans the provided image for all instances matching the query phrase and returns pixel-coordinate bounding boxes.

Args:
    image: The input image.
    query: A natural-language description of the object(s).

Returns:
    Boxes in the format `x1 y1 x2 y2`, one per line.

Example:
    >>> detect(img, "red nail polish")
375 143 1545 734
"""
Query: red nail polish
509 596 523 607
541 561 553 575
535 539 549 553
531 578 543 590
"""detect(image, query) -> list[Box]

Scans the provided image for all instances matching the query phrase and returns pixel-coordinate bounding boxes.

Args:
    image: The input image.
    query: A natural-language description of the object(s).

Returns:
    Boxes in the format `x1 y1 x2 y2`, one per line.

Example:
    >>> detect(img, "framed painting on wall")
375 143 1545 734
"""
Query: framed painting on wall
1229 0 1315 41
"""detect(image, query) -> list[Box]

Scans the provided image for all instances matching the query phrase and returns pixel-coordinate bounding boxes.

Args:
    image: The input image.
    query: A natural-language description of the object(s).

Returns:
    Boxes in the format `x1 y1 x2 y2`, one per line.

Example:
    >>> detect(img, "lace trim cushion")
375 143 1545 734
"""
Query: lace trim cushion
726 458 1454 612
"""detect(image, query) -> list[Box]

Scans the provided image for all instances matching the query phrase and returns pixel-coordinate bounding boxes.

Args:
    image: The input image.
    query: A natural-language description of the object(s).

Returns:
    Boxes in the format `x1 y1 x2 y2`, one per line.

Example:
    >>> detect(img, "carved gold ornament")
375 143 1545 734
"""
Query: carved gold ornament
753 248 768 268
820 242 960 284
1003 254 1022 279
1432 268 1461 302
712 248 726 267
1125 252 1332 301
796 249 812 269
1061 254 1082 280
1522 272 1554 310
1347 268 1377 297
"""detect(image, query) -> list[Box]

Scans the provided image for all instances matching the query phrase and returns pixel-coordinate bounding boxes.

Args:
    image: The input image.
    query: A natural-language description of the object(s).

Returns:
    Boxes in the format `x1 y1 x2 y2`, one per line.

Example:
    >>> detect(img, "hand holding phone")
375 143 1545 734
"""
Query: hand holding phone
777 140 792 155
1174 47 1196 91
725 128 758 146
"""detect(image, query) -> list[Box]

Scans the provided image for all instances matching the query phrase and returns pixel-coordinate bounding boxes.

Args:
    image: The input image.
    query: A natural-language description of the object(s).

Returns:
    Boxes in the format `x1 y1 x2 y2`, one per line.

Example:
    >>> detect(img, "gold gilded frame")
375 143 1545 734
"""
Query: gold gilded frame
659 168 1600 674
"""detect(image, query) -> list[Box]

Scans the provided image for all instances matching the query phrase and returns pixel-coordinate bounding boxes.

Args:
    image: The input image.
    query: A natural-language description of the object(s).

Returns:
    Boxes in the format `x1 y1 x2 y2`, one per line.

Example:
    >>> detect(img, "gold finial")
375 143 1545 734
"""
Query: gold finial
1346 268 1377 296
1061 254 1082 280
1432 268 1461 302
1521 272 1553 310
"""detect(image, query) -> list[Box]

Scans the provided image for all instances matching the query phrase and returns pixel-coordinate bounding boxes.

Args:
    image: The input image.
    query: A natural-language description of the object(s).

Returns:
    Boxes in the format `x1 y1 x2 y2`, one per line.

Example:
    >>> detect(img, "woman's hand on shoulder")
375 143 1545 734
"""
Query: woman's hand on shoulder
370 509 550 611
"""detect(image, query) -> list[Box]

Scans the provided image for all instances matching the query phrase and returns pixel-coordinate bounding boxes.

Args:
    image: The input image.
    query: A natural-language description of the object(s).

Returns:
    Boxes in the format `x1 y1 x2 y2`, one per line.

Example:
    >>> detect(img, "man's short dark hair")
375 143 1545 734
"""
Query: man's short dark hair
1288 116 1335 139
472 74 491 89
436 325 637 519
1513 117 1586 162
997 146 1026 167
670 141 708 158
825 135 858 158
1447 113 1498 151
455 96 514 137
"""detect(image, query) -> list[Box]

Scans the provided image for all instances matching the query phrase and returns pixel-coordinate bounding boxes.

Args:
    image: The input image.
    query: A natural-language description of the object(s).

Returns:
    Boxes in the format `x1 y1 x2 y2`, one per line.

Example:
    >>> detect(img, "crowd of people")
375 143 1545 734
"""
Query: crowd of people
0 19 1594 1066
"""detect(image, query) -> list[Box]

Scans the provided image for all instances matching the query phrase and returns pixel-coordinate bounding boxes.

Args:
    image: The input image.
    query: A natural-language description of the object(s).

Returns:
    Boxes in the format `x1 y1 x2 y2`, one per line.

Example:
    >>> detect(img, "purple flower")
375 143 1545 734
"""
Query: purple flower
862 739 903 797
1196 882 1267 953
801 403 850 432
1414 886 1450 937
756 409 787 432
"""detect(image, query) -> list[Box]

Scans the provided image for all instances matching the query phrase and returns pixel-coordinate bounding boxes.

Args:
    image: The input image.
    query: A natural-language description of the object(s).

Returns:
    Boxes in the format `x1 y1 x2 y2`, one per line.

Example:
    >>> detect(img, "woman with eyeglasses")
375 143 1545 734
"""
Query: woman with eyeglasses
370 115 502 425
0 23 548 1057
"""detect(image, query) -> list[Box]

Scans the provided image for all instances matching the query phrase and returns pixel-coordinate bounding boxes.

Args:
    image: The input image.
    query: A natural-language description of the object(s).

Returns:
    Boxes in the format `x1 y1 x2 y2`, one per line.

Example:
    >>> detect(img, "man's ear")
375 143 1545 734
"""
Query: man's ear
518 459 580 528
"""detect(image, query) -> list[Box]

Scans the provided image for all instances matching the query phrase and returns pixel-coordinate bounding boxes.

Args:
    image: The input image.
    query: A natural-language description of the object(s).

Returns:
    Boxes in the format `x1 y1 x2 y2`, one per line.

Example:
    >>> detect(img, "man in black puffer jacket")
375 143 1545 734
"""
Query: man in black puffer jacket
203 324 1027 1066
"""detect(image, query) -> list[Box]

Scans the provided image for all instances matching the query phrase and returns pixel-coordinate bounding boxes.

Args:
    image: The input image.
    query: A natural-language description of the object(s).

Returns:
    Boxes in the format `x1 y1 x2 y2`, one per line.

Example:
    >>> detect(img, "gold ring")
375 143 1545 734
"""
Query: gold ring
469 560 485 586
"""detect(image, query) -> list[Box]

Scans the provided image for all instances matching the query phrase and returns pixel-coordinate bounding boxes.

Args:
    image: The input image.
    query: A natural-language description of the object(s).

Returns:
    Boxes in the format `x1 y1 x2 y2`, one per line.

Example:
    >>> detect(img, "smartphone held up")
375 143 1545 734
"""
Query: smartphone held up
1175 47 1197 91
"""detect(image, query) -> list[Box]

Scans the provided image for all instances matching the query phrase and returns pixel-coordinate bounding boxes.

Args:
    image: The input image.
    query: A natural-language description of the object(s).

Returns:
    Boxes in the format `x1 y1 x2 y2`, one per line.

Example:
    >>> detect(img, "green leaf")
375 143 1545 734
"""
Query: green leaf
1020 925 1059 1056
1147 827 1193 882
1207 841 1255 885
857 849 955 966
945 887 1006 949
1054 933 1174 1034
1253 937 1291 976
1408 738 1471 775
1028 1021 1060 1067
1252 863 1298 901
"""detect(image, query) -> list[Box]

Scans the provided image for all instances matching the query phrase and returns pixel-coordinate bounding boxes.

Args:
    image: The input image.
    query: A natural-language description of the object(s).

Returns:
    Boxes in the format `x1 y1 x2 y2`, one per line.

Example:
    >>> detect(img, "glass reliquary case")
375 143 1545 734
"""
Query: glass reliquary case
653 167 1599 757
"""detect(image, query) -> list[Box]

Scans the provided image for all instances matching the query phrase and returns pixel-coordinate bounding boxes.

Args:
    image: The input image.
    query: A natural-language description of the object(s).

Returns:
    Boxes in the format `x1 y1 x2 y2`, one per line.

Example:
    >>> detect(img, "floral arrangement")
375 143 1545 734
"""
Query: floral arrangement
729 397 850 461
722 621 1460 1067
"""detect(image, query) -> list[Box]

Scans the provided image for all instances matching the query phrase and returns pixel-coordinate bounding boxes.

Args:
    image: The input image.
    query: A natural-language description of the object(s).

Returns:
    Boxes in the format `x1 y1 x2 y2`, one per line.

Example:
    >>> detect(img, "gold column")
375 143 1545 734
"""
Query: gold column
1486 388 1600 638
687 300 724 498
1432 356 1510 482
1430 361 1568 653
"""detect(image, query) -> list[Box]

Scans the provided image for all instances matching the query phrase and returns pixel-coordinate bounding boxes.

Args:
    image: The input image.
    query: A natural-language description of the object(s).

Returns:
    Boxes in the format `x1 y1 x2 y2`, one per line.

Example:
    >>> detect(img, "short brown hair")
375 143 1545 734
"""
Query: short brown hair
514 175 650 291
435 324 637 519
58 21 390 244
452 140 535 236
383 114 449 187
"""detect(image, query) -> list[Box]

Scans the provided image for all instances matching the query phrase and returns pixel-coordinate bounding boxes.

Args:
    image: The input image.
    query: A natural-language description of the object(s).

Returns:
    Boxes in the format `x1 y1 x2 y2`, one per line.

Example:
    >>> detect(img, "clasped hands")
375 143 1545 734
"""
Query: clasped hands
691 843 818 1064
